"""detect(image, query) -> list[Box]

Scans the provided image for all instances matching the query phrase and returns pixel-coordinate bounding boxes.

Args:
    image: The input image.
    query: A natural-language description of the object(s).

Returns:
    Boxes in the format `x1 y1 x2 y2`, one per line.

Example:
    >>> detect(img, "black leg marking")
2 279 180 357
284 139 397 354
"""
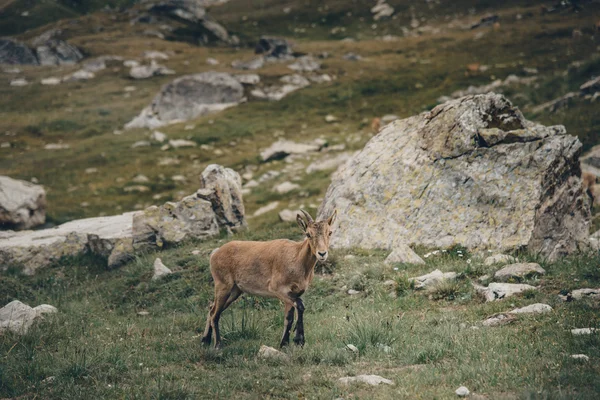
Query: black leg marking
293 298 305 347
279 304 295 348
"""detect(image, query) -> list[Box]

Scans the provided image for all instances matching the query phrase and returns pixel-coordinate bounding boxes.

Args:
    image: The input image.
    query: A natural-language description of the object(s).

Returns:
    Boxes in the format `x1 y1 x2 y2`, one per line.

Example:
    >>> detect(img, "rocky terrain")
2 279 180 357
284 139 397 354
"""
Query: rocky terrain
1 0 600 399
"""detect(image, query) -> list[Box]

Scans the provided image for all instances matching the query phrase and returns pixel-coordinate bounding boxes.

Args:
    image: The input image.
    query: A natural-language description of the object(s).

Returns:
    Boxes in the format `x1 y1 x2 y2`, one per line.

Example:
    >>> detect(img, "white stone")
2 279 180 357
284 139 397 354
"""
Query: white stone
169 139 197 148
143 50 169 60
455 386 470 397
131 140 151 148
385 244 426 265
279 209 301 222
325 114 338 123
288 56 321 72
235 74 260 85
571 328 597 335
261 140 320 162
476 282 538 302
132 174 150 183
508 303 552 314
571 354 590 361
484 254 516 266
41 77 61 85
152 258 172 280
571 288 600 300
338 375 394 386
0 300 56 334
253 201 279 216
10 78 28 86
63 70 94 82
347 289 361 295
273 181 300 194
494 263 545 282
33 304 58 317
409 269 457 289
306 152 352 174
206 57 219 65
346 344 359 352
44 143 69 150
482 313 514 327
0 176 46 230
258 345 289 361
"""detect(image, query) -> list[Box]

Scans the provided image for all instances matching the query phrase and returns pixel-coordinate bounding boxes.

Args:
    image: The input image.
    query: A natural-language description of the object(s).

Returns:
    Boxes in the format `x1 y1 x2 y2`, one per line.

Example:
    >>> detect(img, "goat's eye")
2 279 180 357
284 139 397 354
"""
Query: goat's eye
306 233 311 238
328 231 333 236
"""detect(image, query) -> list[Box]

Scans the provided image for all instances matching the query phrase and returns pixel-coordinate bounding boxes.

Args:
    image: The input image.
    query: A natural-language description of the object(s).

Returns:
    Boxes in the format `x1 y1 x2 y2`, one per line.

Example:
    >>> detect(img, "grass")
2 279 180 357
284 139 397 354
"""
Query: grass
1 0 600 398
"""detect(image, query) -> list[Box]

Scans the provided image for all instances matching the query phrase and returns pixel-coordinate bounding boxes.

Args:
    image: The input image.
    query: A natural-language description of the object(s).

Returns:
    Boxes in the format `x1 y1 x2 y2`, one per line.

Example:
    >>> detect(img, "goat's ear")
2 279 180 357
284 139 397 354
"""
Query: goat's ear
296 214 307 232
327 209 337 226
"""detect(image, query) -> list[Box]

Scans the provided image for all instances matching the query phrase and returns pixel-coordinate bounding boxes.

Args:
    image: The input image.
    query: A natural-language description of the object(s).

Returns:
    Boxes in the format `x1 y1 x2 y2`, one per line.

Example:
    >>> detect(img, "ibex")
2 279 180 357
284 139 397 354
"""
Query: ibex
201 209 337 348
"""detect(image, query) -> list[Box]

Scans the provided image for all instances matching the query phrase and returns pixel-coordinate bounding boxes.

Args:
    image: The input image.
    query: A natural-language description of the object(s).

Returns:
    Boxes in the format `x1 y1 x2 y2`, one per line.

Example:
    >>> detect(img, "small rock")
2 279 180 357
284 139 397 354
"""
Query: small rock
325 114 338 123
494 263 545 282
231 57 264 70
384 244 426 265
63 70 94 82
0 300 57 334
344 254 355 260
381 114 399 123
475 282 537 302
288 56 321 72
169 139 196 148
137 311 150 316
571 328 597 336
152 258 172 280
143 50 169 60
338 375 394 386
10 78 28 86
343 53 362 61
235 74 260 85
346 344 359 352
278 209 301 222
191 250 201 255
484 254 516 266
206 57 219 65
347 289 361 295
482 313 515 327
508 303 552 314
44 143 69 150
32 304 58 317
151 131 167 142
273 181 300 194
261 140 320 162
124 60 139 68
571 354 589 361
85 168 97 174
455 386 470 397
258 345 289 362
253 201 279 216
132 174 149 183
571 288 600 300
124 185 149 193
131 140 151 148
409 269 457 289
41 77 61 85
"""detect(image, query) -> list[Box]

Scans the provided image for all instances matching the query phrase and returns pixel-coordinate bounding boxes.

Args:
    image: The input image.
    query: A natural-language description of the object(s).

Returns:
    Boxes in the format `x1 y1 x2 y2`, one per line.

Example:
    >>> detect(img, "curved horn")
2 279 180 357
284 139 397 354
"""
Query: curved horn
300 209 314 224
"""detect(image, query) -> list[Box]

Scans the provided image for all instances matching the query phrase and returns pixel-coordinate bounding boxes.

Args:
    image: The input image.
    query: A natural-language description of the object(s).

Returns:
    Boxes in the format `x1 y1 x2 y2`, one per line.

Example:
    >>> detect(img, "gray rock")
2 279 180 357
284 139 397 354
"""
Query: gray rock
35 39 83 66
82 58 106 72
508 303 552 314
232 57 264 70
253 201 279 217
261 140 320 162
288 56 321 72
346 344 359 353
131 140 151 148
0 300 56 334
129 62 175 79
197 164 246 231
62 70 94 82
343 52 362 61
152 258 172 280
0 39 38 65
571 328 597 335
10 78 28 86
0 176 46 230
484 254 516 266
278 209 301 222
273 181 300 194
409 269 457 289
384 244 425 265
306 152 352 174
455 386 470 397
494 263 545 282
255 37 293 59
318 94 590 260
338 375 394 386
482 313 515 327
571 288 600 300
125 72 244 129
41 77 61 85
258 344 289 361
234 74 260 85
151 131 168 142
168 139 196 148
476 282 537 302
571 354 590 361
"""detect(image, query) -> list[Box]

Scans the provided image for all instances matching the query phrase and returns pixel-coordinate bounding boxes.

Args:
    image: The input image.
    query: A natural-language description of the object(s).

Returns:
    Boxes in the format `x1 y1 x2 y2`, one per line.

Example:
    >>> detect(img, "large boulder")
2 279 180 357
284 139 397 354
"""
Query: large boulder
0 176 46 230
198 164 246 231
318 93 591 260
35 39 83 66
0 300 57 335
0 39 38 65
125 72 244 129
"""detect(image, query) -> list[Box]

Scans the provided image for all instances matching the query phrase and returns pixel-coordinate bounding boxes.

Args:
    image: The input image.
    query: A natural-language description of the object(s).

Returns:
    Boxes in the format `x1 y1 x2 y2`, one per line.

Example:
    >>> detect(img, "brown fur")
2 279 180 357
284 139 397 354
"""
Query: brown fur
201 210 337 348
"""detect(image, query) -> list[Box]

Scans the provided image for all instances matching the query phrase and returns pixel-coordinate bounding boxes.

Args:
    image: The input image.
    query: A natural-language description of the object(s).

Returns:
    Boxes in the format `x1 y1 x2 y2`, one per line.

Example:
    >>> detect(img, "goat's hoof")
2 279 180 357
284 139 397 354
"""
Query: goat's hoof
293 336 305 347
200 336 211 346
214 343 222 350
279 340 290 348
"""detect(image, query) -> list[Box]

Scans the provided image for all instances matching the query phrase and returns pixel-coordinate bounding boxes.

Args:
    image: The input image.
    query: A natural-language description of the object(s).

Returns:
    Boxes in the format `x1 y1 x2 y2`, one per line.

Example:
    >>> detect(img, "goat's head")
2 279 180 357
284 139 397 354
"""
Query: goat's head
296 209 337 262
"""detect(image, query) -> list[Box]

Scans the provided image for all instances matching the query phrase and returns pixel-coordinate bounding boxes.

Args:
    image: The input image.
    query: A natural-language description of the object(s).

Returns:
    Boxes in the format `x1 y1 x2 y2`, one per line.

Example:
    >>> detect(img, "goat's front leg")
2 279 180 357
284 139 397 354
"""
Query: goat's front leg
279 302 295 348
293 298 305 346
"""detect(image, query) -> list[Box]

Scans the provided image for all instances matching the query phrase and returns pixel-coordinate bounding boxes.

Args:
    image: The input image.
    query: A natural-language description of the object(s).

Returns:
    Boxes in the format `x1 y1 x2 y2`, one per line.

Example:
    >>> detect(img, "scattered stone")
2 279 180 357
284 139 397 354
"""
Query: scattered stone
255 37 293 59
280 74 310 87
455 386 470 397
571 354 590 361
131 140 151 148
143 50 169 60
318 94 590 260
346 344 359 352
279 208 301 222
261 140 320 162
494 263 545 282
439 75 536 103
0 176 46 230
258 344 289 362
82 58 107 73
347 289 361 295
306 152 352 173
63 70 95 82
85 168 97 174
273 181 300 194
338 375 394 386
253 201 279 217
288 56 321 72
129 62 175 79
206 57 219 65
409 269 457 289
41 77 61 85
152 258 172 280
10 78 28 86
482 313 515 327
484 254 516 266
35 39 83 66
509 303 552 314
384 244 426 265
151 131 167 142
0 38 38 65
476 282 537 302
371 2 394 21
308 74 332 84
571 288 600 300
124 60 140 68
44 143 70 150
124 185 150 193
0 300 57 334
137 311 150 316
325 114 338 123
235 74 260 85
125 72 244 129
169 139 197 148
231 57 265 70
571 328 597 335
343 52 362 61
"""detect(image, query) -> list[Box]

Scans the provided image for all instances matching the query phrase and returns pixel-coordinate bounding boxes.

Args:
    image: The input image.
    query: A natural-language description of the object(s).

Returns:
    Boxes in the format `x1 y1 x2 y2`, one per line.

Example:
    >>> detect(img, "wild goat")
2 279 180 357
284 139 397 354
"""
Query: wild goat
201 209 337 348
